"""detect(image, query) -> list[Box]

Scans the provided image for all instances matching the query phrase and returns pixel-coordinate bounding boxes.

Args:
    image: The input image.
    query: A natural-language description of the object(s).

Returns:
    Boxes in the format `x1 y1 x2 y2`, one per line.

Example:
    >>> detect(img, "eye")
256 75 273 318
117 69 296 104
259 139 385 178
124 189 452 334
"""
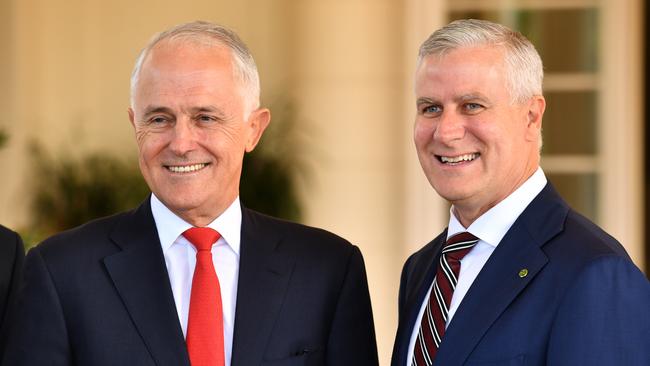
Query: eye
463 103 484 113
148 115 170 125
421 104 442 116
196 114 217 123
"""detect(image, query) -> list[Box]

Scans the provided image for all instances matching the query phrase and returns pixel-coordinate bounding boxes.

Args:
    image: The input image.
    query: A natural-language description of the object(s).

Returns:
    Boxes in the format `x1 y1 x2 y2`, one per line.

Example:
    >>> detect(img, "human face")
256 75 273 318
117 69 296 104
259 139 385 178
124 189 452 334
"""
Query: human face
129 40 270 226
414 46 544 227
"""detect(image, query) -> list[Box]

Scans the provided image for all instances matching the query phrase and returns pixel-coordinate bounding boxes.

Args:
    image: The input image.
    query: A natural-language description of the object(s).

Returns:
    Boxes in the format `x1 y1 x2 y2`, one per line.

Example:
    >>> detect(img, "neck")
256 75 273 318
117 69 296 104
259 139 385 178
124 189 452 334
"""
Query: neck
452 164 540 228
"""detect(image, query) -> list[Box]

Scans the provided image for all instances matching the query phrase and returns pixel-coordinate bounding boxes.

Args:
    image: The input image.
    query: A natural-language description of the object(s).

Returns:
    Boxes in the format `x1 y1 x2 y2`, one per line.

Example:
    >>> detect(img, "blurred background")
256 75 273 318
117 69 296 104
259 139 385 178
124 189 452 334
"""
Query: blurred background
0 0 646 363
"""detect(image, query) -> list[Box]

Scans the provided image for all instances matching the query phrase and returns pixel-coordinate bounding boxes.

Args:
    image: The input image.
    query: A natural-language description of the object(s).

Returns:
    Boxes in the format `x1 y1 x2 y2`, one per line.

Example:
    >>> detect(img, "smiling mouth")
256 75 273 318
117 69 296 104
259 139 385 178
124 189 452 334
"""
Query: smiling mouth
165 163 210 173
436 153 480 165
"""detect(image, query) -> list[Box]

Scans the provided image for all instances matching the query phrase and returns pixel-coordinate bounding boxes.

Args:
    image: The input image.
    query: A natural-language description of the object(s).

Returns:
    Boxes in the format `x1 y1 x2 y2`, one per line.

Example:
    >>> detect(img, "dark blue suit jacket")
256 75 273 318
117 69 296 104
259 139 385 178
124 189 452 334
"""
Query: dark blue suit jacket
0 225 23 358
392 184 650 366
3 198 378 365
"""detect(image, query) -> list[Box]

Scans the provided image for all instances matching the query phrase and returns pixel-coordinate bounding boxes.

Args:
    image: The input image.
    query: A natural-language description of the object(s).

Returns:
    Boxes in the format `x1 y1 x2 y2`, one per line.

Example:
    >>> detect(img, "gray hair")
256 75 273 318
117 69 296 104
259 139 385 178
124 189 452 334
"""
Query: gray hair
418 19 543 104
130 21 261 116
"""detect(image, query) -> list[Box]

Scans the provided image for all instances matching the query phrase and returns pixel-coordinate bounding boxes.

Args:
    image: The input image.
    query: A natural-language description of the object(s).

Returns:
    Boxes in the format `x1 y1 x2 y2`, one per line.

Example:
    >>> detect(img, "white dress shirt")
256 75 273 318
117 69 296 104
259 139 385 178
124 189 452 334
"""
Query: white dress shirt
406 168 547 365
151 194 241 366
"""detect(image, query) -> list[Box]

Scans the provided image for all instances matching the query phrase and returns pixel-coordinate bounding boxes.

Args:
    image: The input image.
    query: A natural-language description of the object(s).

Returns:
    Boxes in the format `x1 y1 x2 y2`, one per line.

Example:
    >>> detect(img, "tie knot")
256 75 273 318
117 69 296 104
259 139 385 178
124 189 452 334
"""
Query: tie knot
443 232 479 261
183 227 221 251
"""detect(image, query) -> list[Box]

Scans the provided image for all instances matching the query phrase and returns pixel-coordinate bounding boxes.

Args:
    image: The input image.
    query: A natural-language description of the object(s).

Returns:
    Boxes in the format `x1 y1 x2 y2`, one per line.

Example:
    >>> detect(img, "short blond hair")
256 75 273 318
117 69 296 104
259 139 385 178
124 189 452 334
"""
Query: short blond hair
419 19 543 104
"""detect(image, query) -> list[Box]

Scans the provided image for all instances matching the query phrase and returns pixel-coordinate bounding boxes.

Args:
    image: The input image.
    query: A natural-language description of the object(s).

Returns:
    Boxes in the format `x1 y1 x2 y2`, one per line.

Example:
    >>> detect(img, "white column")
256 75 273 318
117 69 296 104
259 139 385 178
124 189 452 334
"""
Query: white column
289 0 406 362
598 0 645 270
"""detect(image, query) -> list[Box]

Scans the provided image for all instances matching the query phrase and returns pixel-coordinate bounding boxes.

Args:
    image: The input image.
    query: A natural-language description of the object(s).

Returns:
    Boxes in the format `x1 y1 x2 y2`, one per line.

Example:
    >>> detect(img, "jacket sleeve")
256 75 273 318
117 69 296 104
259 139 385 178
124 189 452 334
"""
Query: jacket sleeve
546 255 650 365
2 247 72 366
325 245 379 366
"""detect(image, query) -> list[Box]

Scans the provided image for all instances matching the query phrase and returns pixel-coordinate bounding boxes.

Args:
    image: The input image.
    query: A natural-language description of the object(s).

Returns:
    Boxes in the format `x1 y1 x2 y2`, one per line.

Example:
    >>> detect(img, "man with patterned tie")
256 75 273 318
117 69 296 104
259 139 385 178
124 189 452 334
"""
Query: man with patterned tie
391 19 650 366
4 21 378 365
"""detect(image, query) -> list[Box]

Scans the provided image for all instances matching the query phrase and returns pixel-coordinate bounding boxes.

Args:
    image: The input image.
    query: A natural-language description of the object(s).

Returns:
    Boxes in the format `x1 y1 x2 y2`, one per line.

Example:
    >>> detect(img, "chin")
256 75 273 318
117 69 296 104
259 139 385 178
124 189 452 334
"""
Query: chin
431 185 473 203
155 188 200 208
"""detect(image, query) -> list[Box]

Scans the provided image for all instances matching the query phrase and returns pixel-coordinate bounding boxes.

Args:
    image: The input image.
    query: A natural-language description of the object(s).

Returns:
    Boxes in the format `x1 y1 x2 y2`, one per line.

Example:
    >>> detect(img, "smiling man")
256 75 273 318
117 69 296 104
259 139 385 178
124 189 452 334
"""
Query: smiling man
391 19 650 366
4 21 378 366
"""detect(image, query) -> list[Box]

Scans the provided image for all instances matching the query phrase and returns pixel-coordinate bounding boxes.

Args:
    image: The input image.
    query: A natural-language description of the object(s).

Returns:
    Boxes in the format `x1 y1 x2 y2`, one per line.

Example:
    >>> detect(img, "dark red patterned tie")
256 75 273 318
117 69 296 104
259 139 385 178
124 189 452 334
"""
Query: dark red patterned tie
412 232 479 366
183 227 225 366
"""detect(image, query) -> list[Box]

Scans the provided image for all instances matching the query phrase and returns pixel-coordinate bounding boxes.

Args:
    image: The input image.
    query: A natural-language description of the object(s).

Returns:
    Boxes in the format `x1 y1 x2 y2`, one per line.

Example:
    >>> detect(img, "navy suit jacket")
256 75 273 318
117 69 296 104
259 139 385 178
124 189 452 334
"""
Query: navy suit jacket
3 198 378 365
392 184 650 366
0 225 23 357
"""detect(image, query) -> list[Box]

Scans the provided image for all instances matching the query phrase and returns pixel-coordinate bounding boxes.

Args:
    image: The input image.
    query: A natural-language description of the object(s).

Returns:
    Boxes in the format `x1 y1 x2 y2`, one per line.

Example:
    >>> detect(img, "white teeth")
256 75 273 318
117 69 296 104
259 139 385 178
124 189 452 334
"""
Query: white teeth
440 153 479 164
167 163 207 173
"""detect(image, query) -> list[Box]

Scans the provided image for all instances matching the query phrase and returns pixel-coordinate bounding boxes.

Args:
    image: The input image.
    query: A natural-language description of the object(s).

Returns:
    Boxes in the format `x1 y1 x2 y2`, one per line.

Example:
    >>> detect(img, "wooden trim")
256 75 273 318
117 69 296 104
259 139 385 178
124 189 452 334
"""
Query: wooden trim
449 0 598 12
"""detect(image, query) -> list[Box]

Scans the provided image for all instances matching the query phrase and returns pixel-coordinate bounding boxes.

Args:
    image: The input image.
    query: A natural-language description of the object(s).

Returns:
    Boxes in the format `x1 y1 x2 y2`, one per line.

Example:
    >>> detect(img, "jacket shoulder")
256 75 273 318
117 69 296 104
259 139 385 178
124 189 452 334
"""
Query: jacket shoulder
537 208 641 287
0 225 21 256
546 208 630 262
0 225 19 242
35 208 137 260
242 208 355 255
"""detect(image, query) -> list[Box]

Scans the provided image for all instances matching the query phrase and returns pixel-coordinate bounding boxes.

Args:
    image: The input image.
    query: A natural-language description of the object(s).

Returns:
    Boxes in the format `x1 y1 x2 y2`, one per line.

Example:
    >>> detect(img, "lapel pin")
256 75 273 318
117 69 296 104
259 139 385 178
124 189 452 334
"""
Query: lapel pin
518 268 529 278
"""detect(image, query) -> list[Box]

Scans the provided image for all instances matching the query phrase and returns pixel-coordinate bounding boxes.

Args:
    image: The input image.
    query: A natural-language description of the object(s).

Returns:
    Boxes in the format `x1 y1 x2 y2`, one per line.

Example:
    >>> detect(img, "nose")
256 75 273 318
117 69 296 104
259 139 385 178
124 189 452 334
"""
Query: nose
433 110 465 144
169 118 197 156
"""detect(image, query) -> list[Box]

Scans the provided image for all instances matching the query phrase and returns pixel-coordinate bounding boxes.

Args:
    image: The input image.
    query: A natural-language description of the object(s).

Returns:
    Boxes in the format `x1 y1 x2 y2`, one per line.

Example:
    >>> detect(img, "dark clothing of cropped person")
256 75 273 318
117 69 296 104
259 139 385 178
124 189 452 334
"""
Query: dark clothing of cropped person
0 225 24 358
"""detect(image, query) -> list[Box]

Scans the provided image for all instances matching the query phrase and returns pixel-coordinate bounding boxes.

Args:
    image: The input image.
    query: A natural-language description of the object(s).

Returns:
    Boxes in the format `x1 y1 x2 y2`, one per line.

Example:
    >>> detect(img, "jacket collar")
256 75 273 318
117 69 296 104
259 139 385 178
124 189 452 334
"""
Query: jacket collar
105 196 191 366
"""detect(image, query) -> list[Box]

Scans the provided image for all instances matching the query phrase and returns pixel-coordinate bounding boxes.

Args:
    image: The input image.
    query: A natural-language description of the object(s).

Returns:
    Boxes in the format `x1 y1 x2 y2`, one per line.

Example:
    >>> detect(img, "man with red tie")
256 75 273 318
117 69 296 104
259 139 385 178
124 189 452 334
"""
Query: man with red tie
4 21 378 365
391 19 650 366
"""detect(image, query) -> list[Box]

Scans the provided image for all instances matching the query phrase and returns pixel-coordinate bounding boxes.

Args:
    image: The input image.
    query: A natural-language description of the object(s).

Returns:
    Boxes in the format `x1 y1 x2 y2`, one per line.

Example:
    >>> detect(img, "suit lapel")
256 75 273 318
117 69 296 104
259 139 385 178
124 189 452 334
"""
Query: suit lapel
394 232 446 366
104 198 190 366
434 184 568 365
231 208 296 365
434 223 547 365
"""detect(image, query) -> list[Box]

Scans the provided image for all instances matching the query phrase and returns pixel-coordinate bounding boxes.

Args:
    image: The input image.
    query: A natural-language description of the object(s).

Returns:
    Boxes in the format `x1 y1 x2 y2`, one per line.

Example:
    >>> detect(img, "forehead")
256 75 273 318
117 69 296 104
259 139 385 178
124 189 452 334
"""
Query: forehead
141 40 234 78
133 41 242 105
415 46 508 99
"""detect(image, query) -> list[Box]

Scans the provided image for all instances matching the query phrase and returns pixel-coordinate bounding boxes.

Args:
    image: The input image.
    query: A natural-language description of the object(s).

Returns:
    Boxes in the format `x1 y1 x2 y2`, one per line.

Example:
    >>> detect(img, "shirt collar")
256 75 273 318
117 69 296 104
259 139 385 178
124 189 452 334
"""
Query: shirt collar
447 167 547 247
150 194 242 256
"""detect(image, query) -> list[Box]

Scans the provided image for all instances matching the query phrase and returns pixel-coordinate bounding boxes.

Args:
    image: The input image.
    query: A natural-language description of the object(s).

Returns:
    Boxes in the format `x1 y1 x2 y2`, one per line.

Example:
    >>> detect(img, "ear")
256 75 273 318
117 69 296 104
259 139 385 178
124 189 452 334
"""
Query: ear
245 108 271 152
524 95 545 142
128 107 136 129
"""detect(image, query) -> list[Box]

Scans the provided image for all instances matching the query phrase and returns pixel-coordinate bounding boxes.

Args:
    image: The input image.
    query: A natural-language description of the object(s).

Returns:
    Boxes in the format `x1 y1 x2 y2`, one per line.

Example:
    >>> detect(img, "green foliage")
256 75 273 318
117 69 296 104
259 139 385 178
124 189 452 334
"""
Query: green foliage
27 144 150 244
241 150 300 221
0 129 7 149
240 100 308 221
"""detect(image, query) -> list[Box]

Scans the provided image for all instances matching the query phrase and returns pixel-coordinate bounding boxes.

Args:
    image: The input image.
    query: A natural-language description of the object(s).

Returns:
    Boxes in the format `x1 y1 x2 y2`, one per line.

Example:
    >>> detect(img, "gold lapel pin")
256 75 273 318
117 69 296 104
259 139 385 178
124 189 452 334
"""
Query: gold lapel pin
518 268 529 278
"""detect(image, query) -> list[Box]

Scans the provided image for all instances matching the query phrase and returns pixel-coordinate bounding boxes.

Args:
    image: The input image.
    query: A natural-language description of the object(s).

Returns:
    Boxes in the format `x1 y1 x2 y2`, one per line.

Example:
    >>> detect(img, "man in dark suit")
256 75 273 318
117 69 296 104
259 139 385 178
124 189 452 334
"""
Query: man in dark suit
0 225 23 356
392 19 650 366
4 21 378 365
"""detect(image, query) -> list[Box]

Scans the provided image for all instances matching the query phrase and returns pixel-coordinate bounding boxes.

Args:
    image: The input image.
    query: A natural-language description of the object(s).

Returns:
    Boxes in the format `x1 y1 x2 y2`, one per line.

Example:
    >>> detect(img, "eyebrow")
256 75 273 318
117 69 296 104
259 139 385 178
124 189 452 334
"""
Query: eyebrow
142 106 174 119
188 106 224 115
416 93 489 104
457 93 489 103
141 105 227 119
416 97 437 107
189 106 228 121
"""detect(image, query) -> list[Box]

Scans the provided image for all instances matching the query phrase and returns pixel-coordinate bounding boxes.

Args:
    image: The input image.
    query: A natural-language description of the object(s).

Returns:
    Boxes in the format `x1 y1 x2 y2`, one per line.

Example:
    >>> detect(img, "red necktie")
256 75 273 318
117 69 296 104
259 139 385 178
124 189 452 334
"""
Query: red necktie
183 227 225 366
412 232 479 366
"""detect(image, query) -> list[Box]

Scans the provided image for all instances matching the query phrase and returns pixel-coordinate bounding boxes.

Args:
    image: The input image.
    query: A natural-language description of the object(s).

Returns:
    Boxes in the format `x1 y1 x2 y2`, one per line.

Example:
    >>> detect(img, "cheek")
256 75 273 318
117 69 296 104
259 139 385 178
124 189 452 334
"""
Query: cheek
465 117 500 144
413 119 434 147
135 127 148 146
136 130 166 160
203 122 244 145
199 134 244 164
